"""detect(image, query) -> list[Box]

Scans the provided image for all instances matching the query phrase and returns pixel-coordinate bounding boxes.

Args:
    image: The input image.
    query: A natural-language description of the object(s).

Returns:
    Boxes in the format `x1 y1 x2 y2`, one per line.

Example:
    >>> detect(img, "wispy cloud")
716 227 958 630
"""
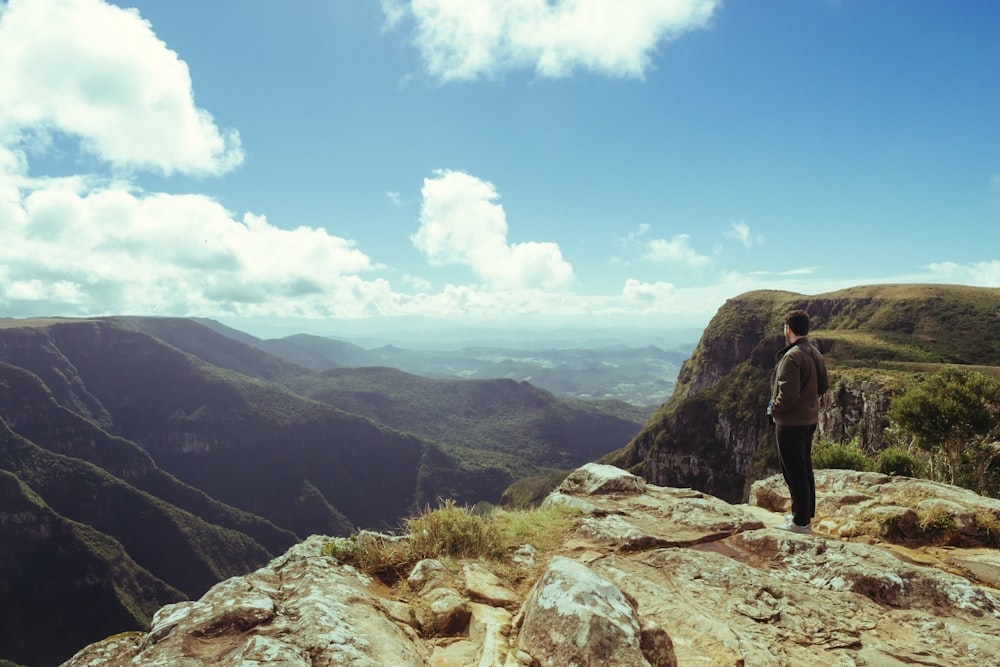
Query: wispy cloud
384 0 720 82
402 274 432 291
725 220 763 248
379 0 408 31
643 234 711 268
924 260 1000 287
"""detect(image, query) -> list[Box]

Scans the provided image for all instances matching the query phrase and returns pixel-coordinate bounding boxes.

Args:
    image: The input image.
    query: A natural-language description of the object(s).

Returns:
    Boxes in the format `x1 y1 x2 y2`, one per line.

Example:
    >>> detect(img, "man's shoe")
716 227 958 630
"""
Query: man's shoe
776 520 810 534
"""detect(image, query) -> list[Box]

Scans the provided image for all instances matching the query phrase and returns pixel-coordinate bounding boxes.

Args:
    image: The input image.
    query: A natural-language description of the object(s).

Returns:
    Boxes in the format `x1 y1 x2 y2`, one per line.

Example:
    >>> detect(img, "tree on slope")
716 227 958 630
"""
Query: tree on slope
888 368 1000 495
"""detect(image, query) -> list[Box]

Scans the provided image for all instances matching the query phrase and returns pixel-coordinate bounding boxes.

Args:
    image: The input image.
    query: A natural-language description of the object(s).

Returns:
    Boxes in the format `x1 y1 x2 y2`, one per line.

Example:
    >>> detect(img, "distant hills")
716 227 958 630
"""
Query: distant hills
193 317 688 406
0 316 657 666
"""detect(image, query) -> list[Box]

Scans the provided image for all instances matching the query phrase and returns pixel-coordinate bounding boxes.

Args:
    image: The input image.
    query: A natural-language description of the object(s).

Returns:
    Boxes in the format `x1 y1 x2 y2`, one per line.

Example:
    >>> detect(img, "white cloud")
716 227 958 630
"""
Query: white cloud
725 220 763 248
379 0 408 30
403 274 433 291
412 170 575 291
0 172 386 318
923 261 1000 287
0 0 243 175
780 267 818 276
389 0 720 82
618 223 650 246
644 234 711 268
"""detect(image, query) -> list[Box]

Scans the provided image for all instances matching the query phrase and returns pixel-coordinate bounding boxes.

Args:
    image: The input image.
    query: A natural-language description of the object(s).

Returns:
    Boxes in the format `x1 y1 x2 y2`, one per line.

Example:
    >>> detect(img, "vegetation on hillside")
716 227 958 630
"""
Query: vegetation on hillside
888 368 1000 495
0 469 184 667
806 368 1000 498
284 367 647 469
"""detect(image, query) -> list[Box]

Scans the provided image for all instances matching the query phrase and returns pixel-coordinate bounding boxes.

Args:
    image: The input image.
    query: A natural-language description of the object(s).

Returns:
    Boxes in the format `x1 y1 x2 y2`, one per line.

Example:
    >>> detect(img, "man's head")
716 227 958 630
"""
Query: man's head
784 310 810 341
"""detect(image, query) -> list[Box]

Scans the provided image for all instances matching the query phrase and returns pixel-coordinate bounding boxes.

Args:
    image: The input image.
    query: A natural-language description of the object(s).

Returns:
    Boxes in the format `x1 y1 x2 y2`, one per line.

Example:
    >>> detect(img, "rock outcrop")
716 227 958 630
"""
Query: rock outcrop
62 463 1000 667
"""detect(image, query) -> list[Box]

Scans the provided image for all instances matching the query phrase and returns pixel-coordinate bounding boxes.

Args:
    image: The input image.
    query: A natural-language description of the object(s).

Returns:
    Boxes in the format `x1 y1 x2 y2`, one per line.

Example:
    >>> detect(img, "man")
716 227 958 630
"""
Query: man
768 309 829 533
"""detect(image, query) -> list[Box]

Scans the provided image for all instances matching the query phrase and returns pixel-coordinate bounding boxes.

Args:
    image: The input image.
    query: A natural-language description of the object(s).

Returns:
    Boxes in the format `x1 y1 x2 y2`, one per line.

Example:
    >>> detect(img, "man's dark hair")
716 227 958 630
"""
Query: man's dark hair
784 310 810 336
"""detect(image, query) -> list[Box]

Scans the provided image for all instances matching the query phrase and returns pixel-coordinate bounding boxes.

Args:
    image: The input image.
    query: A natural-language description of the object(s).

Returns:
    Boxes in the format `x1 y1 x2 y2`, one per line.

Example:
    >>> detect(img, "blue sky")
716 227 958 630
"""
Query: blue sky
1 0 998 340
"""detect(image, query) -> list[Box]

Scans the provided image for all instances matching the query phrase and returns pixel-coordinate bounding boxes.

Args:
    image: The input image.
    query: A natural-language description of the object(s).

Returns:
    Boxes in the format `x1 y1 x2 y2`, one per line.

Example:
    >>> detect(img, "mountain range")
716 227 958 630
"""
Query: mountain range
0 316 651 667
192 317 688 406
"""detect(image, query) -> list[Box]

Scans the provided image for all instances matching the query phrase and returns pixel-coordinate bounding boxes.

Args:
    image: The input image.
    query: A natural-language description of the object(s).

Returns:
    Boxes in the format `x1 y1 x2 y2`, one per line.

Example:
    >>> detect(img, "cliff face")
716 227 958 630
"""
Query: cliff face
60 464 1000 667
612 284 1000 502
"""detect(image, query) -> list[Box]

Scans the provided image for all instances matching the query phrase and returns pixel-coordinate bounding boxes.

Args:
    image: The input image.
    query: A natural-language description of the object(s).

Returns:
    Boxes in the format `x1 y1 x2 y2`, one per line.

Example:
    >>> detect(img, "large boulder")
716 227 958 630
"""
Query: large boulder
517 556 674 667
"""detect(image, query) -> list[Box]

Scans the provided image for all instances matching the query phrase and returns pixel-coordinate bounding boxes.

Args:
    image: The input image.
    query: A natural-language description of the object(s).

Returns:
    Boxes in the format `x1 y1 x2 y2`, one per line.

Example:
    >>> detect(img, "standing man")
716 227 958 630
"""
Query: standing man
768 309 829 533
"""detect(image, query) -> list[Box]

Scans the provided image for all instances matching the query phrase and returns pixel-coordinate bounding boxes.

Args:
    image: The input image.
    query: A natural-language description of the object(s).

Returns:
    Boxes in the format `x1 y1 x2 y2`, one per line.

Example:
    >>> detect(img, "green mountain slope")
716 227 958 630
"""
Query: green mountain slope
289 366 645 468
0 360 297 554
0 469 184 667
0 416 269 599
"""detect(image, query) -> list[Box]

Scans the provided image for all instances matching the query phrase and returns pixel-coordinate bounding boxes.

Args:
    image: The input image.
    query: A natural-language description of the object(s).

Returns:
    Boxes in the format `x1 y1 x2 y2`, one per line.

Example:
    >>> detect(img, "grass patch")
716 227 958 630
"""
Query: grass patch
818 329 944 364
845 486 1000 548
321 499 582 588
917 507 956 532
408 499 505 561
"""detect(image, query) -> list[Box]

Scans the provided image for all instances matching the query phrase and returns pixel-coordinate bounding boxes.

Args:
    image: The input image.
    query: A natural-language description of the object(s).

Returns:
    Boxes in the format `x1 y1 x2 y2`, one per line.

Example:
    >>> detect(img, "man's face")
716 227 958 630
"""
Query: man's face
783 323 791 343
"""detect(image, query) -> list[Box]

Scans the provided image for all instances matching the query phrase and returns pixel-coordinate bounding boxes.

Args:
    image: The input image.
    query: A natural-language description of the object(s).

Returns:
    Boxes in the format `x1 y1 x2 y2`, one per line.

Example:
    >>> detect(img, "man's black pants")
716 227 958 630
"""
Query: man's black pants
775 423 817 526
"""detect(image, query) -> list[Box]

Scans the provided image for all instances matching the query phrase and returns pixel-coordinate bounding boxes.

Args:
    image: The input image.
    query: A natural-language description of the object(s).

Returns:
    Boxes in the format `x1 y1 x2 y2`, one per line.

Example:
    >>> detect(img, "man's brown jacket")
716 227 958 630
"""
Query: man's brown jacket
771 338 829 426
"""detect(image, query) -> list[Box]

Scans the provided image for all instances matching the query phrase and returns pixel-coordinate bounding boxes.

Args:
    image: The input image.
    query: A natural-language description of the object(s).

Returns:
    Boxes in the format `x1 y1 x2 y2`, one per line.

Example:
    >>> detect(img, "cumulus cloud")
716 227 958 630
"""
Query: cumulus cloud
0 0 399 321
387 0 720 82
0 173 386 317
0 0 243 175
412 170 575 291
644 233 711 268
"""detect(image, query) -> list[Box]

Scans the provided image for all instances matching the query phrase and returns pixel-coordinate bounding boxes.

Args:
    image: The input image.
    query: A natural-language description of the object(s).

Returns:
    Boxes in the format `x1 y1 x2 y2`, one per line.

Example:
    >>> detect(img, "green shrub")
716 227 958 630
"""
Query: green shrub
320 532 411 577
321 499 582 584
408 498 504 561
876 447 924 477
918 507 956 532
813 439 874 471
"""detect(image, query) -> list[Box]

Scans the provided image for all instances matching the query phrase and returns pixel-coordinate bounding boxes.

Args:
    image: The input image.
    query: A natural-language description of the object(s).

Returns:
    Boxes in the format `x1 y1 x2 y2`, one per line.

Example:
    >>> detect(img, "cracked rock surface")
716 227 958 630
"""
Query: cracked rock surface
63 464 1000 667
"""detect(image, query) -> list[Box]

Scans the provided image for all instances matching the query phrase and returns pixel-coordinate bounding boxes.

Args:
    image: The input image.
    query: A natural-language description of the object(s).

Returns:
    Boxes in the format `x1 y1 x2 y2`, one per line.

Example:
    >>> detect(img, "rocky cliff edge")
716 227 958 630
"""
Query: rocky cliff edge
62 463 1000 666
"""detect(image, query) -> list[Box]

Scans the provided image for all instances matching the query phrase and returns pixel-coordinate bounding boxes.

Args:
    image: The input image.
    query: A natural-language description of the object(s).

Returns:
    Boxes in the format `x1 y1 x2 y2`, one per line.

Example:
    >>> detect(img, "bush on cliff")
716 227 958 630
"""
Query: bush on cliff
813 439 874 471
321 499 580 586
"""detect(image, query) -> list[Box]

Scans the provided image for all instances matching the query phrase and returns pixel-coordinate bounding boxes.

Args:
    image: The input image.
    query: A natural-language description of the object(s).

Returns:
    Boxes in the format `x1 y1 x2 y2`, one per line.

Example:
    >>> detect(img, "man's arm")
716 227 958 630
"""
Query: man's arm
812 347 829 396
770 355 801 415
